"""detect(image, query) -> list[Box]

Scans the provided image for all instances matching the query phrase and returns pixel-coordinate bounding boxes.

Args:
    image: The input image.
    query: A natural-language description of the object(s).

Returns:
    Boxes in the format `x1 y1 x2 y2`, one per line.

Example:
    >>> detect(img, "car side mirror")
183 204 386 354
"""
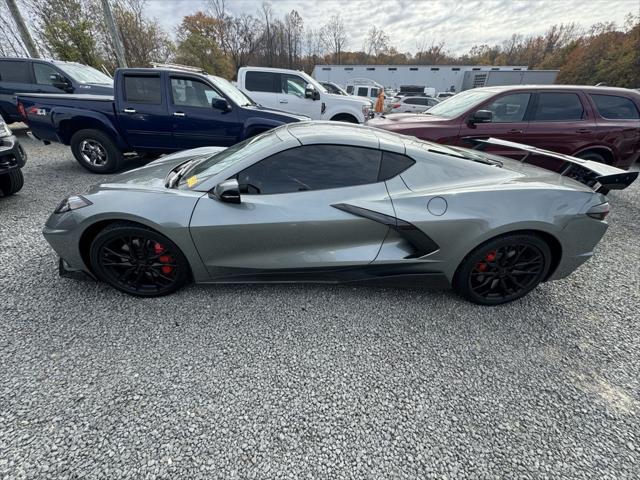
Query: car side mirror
469 110 493 125
212 98 232 112
212 179 241 204
50 73 72 92
305 84 319 100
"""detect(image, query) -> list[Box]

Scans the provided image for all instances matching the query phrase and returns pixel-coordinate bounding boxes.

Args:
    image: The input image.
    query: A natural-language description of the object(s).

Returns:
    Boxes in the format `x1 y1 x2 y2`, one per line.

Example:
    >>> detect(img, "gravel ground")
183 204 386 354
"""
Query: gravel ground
1 126 639 479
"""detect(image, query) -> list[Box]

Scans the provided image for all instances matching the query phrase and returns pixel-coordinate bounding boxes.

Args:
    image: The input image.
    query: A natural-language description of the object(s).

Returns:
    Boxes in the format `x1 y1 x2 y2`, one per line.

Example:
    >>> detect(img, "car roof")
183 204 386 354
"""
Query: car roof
285 121 409 153
470 84 639 96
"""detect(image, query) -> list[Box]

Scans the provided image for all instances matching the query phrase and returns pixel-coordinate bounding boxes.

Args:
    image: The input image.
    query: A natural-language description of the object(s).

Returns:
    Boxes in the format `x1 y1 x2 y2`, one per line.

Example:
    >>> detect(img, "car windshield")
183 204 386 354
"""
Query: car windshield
209 75 254 107
424 89 494 118
56 63 113 85
179 129 282 188
299 71 327 94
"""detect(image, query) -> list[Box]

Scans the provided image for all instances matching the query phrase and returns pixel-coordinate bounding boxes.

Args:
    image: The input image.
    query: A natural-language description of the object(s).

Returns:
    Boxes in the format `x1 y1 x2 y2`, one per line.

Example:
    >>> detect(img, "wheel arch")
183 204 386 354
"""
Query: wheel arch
573 145 615 165
454 228 562 283
57 116 128 149
77 217 200 280
330 113 359 124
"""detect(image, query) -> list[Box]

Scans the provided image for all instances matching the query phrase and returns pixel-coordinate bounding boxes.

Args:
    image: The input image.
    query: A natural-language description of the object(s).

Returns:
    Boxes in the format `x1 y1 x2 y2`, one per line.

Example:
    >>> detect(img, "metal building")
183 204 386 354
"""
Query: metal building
312 65 558 93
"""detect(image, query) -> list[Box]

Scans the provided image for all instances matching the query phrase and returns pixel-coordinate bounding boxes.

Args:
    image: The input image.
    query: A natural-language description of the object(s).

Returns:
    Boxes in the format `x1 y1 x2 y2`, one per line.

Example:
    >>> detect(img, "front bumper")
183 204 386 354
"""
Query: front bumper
0 134 27 174
43 212 93 278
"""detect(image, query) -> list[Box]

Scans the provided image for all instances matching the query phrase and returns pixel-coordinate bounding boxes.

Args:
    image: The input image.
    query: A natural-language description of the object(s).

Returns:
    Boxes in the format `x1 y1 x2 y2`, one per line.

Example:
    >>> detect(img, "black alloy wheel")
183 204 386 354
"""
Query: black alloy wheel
454 234 551 305
90 223 189 297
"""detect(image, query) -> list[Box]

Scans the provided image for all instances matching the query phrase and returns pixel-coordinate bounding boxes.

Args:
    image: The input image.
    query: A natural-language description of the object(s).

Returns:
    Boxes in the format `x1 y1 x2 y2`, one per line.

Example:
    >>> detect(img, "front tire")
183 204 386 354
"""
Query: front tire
0 169 24 196
90 223 190 297
70 129 123 173
453 234 551 305
330 114 359 124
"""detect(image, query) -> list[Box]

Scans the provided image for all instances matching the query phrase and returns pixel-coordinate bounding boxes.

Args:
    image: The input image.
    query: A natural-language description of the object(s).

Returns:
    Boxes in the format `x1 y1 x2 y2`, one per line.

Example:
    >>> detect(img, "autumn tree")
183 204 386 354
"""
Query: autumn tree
175 11 233 77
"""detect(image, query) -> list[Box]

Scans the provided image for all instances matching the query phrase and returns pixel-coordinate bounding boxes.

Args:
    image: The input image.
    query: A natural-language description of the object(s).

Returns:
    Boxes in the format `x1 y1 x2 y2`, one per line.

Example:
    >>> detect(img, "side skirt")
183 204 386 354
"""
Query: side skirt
202 263 451 289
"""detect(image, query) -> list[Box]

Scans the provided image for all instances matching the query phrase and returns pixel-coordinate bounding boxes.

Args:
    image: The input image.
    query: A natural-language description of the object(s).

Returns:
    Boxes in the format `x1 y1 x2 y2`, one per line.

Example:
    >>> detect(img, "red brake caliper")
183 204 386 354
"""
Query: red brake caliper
476 250 497 272
154 242 174 275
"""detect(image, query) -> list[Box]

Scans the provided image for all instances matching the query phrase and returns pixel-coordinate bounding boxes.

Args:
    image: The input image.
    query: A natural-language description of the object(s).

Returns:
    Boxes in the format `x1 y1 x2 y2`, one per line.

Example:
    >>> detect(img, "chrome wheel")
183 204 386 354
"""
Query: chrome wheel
79 139 108 166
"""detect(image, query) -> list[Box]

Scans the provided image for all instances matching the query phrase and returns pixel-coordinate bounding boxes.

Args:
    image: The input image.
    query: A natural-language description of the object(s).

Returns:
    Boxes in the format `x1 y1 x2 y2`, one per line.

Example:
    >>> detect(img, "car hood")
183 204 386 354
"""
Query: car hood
243 104 310 122
88 147 225 193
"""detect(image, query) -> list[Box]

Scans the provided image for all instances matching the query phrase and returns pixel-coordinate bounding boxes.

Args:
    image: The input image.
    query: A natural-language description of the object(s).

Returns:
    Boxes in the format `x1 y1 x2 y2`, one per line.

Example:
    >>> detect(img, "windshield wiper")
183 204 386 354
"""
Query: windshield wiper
165 159 200 188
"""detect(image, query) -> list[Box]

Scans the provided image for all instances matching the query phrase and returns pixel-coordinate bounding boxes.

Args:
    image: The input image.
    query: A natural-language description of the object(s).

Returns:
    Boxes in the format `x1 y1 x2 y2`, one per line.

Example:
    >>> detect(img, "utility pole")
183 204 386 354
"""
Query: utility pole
5 0 40 58
100 0 128 68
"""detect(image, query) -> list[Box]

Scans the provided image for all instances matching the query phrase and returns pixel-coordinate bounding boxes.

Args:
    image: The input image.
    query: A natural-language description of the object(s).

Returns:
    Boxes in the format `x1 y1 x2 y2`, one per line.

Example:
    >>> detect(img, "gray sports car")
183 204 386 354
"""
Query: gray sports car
43 122 637 305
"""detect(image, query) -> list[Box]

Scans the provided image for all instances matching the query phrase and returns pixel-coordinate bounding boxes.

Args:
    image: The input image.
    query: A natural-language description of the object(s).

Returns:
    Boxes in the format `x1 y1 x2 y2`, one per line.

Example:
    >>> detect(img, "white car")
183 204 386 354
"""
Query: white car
237 67 371 123
386 96 440 113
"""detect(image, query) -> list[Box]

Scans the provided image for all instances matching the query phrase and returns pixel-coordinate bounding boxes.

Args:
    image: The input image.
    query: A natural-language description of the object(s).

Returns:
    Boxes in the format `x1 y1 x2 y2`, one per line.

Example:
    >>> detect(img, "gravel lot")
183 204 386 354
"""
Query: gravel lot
1 126 639 479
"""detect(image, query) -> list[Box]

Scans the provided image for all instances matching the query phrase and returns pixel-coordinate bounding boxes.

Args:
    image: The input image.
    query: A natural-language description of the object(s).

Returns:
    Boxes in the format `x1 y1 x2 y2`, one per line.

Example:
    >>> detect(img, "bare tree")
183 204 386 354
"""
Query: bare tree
321 14 347 64
363 26 389 62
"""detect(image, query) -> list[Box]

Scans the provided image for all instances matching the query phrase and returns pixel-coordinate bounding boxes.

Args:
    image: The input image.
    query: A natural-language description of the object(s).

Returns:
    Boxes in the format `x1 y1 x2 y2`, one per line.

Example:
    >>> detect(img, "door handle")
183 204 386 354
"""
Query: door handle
507 129 523 134
173 112 186 117
279 100 288 104
123 108 136 113
576 128 591 134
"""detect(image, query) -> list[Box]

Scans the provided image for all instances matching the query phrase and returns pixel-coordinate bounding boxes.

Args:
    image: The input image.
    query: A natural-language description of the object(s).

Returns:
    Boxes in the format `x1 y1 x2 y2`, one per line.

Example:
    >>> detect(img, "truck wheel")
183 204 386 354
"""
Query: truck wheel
330 114 359 124
70 129 123 173
0 169 24 196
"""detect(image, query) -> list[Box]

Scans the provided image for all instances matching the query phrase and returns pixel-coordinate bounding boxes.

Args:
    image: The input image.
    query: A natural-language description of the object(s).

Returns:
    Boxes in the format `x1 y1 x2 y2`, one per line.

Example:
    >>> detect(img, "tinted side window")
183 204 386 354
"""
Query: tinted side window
237 145 382 194
171 77 221 108
357 87 368 97
485 93 531 122
346 85 354 94
591 94 640 120
0 60 30 83
245 71 278 93
33 63 59 85
404 98 419 105
124 75 161 104
532 93 583 121
370 88 379 97
378 151 415 181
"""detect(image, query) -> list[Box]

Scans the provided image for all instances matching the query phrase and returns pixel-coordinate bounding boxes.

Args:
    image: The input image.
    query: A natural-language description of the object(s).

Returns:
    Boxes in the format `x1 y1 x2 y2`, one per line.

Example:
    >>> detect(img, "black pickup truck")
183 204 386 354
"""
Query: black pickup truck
18 67 306 173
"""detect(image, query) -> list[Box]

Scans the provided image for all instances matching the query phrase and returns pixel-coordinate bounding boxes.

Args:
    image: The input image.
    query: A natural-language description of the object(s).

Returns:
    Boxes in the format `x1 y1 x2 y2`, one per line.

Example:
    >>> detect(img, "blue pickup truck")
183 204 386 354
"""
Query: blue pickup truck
18 67 306 172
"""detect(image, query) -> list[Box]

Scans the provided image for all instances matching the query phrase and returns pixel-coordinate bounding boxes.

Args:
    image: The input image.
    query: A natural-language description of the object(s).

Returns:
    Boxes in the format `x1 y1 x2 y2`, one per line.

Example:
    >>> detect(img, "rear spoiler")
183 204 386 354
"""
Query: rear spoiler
472 137 638 193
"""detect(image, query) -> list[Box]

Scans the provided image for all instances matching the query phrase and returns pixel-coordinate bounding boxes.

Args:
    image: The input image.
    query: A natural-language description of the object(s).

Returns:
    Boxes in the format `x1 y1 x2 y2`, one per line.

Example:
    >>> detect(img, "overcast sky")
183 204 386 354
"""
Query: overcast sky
146 0 637 55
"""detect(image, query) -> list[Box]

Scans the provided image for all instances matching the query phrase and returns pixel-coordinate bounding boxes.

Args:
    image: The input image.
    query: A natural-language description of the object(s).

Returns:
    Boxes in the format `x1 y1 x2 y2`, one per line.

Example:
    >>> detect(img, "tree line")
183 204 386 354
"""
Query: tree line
1 0 638 88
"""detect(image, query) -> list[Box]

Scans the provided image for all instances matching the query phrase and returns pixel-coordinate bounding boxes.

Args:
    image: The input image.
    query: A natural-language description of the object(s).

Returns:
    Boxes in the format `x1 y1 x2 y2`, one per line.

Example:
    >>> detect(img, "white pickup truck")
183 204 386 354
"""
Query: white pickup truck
237 67 372 124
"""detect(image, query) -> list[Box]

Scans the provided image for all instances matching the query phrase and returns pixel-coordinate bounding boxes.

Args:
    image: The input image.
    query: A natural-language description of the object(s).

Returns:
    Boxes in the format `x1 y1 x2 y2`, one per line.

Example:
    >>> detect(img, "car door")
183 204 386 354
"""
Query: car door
168 75 241 149
456 91 533 158
0 59 35 122
523 91 595 160
116 72 174 150
189 144 395 278
243 70 279 109
276 73 321 119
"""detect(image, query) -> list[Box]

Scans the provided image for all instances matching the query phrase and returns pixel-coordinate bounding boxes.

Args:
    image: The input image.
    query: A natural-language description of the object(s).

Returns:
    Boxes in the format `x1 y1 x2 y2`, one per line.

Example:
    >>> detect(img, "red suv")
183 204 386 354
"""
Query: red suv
367 85 640 169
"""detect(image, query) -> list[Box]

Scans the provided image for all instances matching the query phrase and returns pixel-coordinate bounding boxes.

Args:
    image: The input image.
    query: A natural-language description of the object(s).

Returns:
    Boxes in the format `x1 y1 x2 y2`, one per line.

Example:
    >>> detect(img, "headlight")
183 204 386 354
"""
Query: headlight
0 118 11 137
54 195 93 214
362 104 370 115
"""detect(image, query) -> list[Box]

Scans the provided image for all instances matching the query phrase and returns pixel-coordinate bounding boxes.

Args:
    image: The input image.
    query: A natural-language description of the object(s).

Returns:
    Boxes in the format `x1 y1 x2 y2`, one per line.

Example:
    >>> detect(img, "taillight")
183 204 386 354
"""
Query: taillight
392 103 401 108
586 202 609 220
17 101 27 120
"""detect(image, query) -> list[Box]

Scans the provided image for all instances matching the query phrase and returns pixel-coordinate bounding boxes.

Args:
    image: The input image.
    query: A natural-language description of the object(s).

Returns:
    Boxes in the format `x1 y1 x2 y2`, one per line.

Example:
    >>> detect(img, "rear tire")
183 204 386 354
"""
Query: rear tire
90 222 190 297
453 233 551 305
0 169 24 196
70 129 123 173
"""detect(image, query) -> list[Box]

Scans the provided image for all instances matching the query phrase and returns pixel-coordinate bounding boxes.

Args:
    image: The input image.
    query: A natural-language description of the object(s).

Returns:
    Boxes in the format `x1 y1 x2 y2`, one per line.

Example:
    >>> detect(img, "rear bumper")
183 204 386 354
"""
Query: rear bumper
0 134 27 174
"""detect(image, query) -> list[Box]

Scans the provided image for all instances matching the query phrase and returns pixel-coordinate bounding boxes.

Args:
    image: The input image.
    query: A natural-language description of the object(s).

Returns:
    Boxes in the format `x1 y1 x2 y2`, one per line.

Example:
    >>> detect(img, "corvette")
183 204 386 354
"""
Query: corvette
43 122 637 305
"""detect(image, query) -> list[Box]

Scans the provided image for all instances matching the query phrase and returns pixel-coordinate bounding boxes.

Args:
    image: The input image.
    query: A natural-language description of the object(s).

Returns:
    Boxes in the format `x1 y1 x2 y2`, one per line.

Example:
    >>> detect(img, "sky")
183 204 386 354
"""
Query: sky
146 0 638 55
